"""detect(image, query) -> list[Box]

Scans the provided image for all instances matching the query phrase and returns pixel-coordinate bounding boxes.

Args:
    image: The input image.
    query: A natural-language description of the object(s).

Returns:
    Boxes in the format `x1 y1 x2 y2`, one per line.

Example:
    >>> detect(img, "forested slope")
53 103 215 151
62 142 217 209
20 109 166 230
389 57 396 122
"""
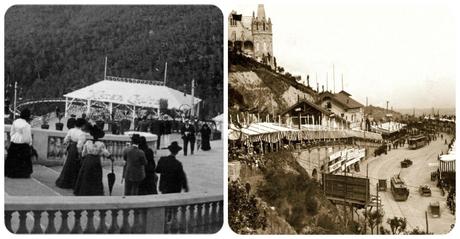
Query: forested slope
5 5 223 118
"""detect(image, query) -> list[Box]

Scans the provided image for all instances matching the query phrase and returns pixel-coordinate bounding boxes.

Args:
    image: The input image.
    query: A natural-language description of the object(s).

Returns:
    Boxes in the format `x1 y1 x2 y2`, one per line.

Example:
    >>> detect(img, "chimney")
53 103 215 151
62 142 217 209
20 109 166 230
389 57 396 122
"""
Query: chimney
322 85 324 92
307 75 310 87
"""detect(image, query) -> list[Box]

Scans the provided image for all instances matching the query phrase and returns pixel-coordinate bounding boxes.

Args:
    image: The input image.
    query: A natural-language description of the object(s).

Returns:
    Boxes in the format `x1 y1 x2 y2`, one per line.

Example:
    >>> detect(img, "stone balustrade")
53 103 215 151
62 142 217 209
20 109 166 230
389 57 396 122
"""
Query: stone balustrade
4 125 157 165
5 192 223 234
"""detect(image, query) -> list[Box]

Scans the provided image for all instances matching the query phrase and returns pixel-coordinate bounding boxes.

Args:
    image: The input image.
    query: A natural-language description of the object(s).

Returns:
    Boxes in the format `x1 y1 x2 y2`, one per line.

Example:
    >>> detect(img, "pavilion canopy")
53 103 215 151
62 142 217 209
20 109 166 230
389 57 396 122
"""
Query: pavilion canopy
64 79 201 109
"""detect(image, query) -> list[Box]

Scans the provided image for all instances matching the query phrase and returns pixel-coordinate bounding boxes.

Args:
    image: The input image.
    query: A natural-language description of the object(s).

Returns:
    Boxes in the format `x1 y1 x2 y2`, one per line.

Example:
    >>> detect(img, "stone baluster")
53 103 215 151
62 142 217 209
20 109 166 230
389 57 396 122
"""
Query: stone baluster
31 210 43 233
120 209 132 233
132 208 145 233
196 204 203 233
164 207 172 233
203 203 210 233
4 211 13 233
97 210 108 233
188 204 197 233
58 210 70 233
210 201 218 232
17 210 29 233
218 201 223 227
45 210 57 233
85 210 96 233
179 205 187 233
71 210 83 233
47 137 55 157
107 209 119 233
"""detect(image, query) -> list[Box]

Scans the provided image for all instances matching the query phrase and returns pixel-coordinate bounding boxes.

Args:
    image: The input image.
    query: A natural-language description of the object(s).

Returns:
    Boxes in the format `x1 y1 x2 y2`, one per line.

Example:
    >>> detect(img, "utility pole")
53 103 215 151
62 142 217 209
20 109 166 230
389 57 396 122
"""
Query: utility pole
190 79 195 120
13 81 17 120
425 211 429 234
376 182 379 234
341 74 344 91
163 62 168 86
333 64 335 93
104 56 108 79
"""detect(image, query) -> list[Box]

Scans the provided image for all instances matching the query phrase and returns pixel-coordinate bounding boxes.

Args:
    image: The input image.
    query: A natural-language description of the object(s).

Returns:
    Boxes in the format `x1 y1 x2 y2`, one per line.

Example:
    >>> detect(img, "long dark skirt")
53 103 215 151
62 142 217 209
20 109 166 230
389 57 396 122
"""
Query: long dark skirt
5 143 33 178
201 135 211 151
138 174 158 195
56 142 81 189
73 154 104 196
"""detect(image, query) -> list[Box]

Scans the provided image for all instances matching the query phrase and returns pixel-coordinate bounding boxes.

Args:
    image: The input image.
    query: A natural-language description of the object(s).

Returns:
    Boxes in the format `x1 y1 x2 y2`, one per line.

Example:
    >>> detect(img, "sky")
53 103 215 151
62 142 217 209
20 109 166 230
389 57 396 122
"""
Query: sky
231 2 457 110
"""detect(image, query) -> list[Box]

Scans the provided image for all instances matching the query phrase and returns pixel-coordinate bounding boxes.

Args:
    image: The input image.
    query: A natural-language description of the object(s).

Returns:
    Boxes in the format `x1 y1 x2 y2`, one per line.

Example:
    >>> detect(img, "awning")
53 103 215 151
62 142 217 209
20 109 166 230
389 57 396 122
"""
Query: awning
64 79 201 109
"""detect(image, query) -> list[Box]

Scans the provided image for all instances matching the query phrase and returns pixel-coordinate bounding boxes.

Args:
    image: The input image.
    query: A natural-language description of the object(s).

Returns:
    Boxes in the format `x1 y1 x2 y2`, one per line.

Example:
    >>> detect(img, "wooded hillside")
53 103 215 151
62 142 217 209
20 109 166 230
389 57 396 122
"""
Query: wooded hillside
5 5 223 118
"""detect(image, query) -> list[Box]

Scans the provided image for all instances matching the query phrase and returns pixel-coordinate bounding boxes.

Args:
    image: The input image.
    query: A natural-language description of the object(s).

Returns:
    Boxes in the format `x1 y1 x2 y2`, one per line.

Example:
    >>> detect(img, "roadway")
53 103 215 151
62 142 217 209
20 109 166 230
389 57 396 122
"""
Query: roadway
354 133 454 234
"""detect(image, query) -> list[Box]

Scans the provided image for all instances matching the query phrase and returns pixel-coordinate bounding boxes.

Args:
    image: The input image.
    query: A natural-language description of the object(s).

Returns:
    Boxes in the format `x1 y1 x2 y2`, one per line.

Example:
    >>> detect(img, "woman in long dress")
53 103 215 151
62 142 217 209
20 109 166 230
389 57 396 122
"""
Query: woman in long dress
200 123 212 151
138 136 158 195
56 118 87 188
74 125 111 196
5 109 33 178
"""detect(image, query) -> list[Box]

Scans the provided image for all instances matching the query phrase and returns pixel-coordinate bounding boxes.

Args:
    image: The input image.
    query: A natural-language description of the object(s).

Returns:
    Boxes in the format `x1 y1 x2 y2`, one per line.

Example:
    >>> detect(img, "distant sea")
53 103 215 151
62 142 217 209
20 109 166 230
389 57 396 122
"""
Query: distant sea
396 108 456 116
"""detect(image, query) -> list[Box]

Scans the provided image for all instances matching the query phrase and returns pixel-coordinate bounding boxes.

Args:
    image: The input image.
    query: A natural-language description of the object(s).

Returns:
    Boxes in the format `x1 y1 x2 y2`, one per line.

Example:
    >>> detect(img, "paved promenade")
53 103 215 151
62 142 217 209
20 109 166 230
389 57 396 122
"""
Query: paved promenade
5 140 223 197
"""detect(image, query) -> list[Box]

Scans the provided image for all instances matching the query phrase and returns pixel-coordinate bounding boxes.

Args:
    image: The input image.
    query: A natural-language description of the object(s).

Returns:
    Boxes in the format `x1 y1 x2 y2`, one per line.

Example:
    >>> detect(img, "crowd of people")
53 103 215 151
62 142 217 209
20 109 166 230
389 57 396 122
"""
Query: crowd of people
5 108 190 196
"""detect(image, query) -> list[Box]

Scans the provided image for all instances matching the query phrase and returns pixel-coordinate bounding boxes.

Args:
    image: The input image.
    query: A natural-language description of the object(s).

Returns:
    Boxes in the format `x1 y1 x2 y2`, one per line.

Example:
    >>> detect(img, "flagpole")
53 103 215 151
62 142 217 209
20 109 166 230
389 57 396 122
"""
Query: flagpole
104 56 108 79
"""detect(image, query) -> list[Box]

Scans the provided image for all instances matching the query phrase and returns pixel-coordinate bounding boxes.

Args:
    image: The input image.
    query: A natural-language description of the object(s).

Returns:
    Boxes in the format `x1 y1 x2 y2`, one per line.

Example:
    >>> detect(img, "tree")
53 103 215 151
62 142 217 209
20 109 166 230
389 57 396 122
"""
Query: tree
228 180 266 234
386 216 407 234
364 209 384 234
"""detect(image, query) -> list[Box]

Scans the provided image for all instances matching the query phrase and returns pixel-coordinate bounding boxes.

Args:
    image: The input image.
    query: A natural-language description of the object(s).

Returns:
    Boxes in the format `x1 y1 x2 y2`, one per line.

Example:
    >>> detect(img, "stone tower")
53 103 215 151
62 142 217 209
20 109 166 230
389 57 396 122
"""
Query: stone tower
251 4 274 68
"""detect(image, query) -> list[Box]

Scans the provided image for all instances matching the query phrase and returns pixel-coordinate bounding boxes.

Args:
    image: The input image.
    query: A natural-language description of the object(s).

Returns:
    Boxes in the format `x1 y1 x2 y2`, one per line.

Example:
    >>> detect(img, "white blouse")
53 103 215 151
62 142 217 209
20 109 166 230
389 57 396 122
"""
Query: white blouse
10 118 32 145
64 128 86 151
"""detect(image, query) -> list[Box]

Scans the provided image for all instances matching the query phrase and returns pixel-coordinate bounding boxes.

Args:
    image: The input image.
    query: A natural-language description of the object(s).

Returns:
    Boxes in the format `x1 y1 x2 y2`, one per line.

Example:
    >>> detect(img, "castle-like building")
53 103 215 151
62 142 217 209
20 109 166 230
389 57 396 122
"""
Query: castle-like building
228 4 275 69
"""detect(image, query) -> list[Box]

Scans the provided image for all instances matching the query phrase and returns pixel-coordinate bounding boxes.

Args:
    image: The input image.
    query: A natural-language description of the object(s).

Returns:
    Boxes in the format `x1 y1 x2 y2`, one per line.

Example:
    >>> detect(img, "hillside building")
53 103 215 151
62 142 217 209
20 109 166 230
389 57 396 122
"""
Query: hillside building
317 90 364 130
228 4 275 69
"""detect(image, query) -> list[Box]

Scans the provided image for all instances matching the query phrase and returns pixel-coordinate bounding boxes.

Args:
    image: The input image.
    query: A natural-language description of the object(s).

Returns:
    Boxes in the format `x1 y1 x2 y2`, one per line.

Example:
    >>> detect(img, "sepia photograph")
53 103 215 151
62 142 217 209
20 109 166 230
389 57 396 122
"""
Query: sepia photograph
228 3 455 235
4 5 223 234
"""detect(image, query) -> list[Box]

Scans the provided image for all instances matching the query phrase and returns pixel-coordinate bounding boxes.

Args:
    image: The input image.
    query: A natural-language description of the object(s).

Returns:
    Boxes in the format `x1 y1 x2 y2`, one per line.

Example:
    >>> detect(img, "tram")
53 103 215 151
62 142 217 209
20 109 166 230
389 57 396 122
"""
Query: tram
408 135 427 150
390 174 410 201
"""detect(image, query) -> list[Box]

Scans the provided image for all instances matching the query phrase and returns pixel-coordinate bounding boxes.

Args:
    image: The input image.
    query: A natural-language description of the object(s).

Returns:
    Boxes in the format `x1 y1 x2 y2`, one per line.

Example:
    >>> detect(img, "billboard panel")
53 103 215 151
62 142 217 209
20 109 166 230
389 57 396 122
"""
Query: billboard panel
322 173 370 204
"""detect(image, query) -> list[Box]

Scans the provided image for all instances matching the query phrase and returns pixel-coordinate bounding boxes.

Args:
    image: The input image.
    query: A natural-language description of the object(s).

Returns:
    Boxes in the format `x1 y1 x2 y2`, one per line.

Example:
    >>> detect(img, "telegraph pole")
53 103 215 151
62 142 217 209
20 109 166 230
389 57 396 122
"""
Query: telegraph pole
163 62 168 86
13 81 18 120
190 79 195 120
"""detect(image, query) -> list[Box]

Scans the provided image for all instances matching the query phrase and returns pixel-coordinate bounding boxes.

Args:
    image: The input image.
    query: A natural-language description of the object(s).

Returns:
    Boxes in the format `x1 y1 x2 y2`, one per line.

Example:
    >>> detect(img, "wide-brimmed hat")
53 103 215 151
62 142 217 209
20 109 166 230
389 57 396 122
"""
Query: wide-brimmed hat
131 133 141 144
89 124 105 139
19 108 31 121
167 141 182 153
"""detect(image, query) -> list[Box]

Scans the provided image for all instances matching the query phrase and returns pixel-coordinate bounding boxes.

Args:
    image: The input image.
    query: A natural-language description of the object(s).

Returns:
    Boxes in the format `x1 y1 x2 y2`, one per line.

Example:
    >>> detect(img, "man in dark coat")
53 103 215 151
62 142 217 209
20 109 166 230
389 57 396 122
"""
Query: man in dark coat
122 134 147 195
155 141 189 194
149 116 162 149
180 120 196 156
66 114 77 129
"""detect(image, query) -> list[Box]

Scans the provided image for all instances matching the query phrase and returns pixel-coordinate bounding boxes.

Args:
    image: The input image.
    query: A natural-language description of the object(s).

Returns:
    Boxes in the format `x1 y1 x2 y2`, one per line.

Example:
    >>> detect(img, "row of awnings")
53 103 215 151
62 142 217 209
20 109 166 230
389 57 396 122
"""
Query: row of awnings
229 122 382 143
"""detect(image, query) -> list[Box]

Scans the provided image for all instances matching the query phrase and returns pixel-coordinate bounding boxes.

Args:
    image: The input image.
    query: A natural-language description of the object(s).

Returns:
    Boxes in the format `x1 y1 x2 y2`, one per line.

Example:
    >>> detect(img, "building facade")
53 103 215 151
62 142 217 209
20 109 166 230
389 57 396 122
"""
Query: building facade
228 4 275 68
317 90 364 130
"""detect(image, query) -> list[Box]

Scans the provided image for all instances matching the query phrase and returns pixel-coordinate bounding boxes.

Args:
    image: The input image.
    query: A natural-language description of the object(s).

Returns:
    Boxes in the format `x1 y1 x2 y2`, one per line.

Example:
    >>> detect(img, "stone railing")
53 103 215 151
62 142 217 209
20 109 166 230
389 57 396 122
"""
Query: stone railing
4 125 157 164
5 192 223 234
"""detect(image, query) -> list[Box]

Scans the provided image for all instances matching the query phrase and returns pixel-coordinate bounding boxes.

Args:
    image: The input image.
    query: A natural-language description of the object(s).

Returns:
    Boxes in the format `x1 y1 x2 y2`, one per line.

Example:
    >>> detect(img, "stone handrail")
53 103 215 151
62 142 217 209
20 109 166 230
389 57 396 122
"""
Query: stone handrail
5 192 223 234
4 125 157 165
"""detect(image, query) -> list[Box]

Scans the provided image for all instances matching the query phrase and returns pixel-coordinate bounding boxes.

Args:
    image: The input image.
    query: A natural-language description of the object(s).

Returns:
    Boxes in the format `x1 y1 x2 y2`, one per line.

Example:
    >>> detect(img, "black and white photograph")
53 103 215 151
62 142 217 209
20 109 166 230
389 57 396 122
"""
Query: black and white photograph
228 3 456 235
4 5 223 234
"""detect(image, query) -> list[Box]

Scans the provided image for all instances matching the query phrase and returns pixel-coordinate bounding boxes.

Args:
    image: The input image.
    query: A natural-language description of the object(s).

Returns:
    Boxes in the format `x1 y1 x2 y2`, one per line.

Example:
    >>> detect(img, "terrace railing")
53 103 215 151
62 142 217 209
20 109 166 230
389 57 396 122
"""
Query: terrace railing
5 193 223 234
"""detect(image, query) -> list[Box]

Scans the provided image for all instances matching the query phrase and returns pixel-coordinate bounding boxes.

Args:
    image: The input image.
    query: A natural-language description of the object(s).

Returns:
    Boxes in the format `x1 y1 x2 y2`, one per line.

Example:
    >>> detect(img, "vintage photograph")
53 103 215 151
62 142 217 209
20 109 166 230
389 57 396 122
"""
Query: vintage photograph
4 5 223 233
228 3 455 234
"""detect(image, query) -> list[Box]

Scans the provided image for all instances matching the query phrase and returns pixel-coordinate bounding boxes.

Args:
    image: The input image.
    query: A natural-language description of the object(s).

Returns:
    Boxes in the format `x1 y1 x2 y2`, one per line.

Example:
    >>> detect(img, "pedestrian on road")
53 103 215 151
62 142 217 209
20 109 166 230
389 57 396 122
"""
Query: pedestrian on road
122 134 147 196
74 124 111 196
5 108 33 178
138 136 158 195
181 120 196 156
56 118 87 189
155 141 189 194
